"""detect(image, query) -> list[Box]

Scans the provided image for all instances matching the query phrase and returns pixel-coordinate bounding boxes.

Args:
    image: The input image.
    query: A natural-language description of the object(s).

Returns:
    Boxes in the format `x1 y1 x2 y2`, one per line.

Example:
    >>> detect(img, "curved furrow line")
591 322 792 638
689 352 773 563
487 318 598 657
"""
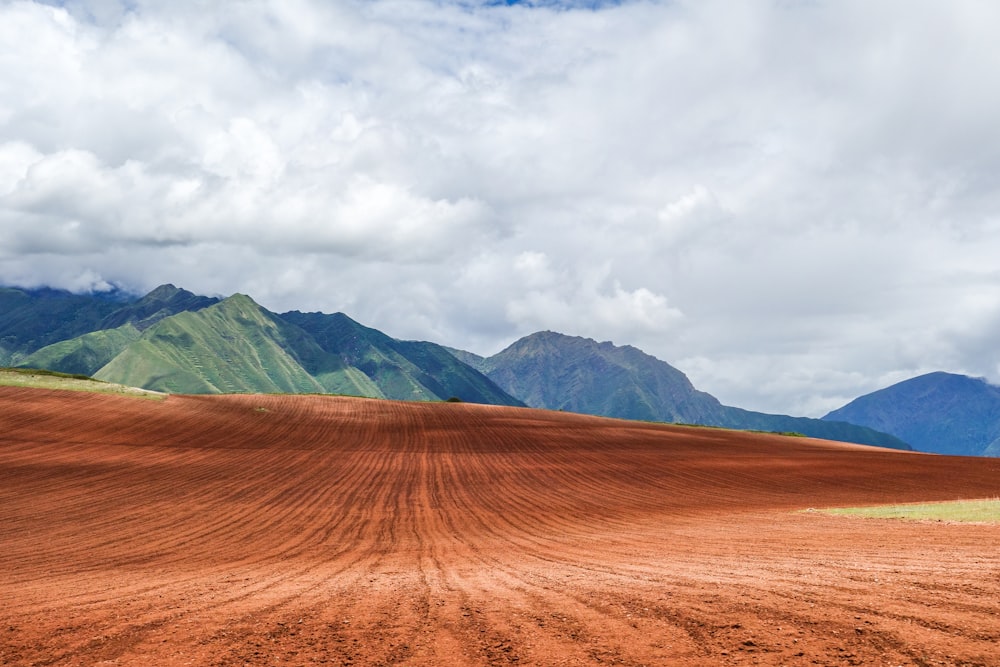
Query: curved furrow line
408 412 678 663
429 522 682 662
296 403 445 666
52 449 312 568
419 525 685 666
402 415 815 663
412 419 660 583
3 425 414 663
4 400 378 620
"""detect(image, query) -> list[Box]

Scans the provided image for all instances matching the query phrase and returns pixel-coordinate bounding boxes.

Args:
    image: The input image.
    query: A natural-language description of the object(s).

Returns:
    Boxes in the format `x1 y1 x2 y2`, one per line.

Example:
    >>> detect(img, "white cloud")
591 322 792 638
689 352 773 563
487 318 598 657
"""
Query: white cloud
4 0 1000 416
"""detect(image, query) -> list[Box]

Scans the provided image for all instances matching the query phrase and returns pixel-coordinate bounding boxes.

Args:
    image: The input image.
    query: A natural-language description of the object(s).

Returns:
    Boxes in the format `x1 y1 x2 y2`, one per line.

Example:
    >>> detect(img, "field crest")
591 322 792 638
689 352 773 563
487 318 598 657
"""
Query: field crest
0 368 165 398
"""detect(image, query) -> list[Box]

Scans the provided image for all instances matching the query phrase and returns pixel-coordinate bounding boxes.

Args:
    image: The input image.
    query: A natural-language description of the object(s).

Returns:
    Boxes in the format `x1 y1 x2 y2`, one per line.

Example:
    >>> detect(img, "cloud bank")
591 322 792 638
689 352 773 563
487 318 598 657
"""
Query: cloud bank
3 0 1000 415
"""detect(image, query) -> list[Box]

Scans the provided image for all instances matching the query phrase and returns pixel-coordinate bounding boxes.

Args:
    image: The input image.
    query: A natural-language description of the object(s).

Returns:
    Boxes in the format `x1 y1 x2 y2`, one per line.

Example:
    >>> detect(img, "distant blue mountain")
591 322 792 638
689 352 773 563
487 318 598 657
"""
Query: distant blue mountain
823 372 1000 457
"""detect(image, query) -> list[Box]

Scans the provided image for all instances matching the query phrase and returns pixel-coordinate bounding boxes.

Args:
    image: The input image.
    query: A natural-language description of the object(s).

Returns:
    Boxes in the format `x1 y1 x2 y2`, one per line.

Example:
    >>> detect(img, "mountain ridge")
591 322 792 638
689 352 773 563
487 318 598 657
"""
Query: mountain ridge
7 282 985 453
457 331 910 451
5 285 521 406
823 372 1000 457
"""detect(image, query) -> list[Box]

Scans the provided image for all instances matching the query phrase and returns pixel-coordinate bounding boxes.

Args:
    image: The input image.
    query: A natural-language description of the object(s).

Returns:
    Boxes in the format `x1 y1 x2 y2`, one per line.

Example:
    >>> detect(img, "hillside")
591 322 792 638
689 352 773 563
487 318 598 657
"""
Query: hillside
8 285 520 405
824 372 1000 456
3 386 998 665
279 310 523 405
15 285 224 379
94 295 378 395
17 324 142 378
461 332 729 423
0 286 129 365
461 331 911 450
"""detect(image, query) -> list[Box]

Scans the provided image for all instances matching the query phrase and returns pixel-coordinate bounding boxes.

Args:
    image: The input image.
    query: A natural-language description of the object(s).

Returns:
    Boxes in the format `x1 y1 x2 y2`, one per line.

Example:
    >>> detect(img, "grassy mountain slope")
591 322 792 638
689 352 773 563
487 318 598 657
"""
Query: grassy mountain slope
465 331 910 450
823 372 1000 456
17 324 142 377
96 295 379 395
2 283 518 403
280 311 523 406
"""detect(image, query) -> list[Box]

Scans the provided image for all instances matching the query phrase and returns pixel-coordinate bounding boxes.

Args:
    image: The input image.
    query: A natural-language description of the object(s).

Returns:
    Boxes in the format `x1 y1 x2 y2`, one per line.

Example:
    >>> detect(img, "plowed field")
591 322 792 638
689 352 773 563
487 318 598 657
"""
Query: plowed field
2 387 999 666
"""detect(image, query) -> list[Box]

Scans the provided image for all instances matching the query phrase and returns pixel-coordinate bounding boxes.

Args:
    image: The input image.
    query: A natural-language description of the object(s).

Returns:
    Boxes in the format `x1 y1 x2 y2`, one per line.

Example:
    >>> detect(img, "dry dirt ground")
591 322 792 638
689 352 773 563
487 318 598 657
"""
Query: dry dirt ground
2 387 999 667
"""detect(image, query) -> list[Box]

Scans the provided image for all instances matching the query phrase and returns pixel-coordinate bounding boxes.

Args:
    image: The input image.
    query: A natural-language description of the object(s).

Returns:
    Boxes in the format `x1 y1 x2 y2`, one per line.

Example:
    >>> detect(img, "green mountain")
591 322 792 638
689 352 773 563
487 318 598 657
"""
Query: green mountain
0 286 128 365
459 331 911 450
15 285 219 377
6 285 520 405
17 324 142 377
823 372 1000 457
278 311 524 406
460 332 730 423
94 295 378 395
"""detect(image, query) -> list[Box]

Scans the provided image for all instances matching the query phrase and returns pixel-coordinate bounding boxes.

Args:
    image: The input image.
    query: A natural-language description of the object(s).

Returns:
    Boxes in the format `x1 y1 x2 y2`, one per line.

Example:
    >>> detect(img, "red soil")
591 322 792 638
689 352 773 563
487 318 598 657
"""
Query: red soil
1 387 998 667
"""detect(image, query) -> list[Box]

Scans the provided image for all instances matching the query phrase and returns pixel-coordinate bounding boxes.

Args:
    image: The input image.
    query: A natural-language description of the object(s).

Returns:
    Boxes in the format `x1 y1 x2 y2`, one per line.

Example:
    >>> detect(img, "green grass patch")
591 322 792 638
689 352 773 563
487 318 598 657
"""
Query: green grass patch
2 367 99 381
0 368 166 399
818 498 1000 523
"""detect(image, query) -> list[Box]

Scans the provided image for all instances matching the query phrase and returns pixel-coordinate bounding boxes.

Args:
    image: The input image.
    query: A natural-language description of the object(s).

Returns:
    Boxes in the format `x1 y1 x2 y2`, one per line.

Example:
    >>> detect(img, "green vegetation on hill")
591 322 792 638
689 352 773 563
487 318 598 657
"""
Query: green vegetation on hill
2 284 517 404
279 311 523 406
18 324 141 377
0 367 164 399
96 295 377 395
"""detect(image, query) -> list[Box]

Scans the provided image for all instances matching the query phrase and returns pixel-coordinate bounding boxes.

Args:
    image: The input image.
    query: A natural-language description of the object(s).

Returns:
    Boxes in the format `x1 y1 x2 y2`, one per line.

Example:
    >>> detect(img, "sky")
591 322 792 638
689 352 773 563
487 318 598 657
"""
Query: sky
2 0 1000 417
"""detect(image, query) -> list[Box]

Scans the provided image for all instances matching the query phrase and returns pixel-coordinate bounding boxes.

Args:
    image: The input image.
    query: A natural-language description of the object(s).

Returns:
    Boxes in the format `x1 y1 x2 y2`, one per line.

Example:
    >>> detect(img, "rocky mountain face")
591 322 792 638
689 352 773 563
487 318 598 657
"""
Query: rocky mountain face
458 331 911 451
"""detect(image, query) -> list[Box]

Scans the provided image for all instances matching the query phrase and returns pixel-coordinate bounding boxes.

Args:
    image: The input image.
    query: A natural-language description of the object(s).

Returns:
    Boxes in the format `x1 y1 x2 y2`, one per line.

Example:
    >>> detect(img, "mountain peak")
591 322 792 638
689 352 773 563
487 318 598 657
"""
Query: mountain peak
212 294 273 325
222 293 258 306
98 284 220 332
479 330 706 422
500 330 602 356
144 284 181 299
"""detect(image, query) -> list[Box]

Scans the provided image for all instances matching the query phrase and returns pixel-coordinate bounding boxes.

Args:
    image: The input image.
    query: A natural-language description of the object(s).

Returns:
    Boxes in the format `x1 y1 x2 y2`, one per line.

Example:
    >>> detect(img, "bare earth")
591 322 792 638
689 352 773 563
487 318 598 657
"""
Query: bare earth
2 387 998 666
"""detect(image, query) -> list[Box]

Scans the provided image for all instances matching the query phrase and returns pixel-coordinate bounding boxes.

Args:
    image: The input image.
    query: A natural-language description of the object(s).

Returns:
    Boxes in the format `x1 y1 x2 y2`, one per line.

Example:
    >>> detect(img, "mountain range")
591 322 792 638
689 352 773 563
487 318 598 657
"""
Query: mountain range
3 285 521 406
4 283 996 456
452 332 908 450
